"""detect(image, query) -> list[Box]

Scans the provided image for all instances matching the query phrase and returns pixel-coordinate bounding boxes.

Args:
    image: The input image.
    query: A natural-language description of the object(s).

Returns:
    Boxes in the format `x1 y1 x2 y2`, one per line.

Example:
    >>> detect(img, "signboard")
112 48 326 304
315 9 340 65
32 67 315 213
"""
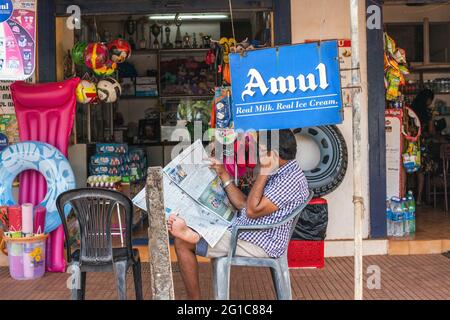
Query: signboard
0 0 36 81
385 109 403 198
229 40 343 131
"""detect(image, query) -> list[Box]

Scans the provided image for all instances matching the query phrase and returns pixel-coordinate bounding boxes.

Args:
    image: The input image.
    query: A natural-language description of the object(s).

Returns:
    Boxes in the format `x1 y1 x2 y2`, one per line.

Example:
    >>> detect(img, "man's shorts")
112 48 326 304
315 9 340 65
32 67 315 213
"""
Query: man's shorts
196 231 269 258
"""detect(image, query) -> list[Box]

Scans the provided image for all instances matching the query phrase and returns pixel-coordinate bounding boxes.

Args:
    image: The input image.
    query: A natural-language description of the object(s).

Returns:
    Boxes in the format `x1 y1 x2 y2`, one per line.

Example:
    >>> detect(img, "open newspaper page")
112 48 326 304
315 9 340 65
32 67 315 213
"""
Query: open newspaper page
132 140 235 247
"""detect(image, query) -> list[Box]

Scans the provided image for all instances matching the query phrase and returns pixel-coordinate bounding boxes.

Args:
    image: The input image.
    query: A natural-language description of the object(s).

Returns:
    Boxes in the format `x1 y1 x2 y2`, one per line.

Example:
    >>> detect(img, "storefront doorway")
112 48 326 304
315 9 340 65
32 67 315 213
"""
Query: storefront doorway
383 1 450 251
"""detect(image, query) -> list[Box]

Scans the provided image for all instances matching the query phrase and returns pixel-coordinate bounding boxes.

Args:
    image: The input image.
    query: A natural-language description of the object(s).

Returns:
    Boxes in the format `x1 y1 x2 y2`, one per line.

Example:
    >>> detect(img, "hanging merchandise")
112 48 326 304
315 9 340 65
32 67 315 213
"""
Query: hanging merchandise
76 79 98 104
93 60 117 77
71 42 88 66
219 37 236 85
108 39 132 63
97 77 122 103
213 87 232 128
83 42 109 70
401 106 422 173
384 33 410 101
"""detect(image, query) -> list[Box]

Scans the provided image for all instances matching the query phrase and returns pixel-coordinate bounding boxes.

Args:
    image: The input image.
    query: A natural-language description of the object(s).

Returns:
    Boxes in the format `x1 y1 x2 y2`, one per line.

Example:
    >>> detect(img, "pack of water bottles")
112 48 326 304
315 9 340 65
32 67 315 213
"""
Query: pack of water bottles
386 191 416 238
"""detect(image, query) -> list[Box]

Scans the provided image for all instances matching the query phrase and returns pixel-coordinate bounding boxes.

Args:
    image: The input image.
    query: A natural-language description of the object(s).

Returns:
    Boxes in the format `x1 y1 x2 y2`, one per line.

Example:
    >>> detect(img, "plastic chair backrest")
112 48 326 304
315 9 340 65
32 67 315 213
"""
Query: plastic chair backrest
288 190 314 240
56 188 133 266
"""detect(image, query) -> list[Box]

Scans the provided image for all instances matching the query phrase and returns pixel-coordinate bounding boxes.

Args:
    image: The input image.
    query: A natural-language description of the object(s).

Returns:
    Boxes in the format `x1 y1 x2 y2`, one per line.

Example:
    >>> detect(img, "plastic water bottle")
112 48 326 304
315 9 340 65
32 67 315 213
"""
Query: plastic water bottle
391 197 404 237
386 198 393 236
407 191 416 234
402 198 410 237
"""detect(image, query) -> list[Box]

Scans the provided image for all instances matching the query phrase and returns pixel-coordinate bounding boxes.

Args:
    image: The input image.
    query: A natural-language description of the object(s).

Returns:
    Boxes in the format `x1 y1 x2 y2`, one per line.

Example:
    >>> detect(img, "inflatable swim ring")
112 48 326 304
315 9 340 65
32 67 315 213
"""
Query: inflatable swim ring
0 142 76 233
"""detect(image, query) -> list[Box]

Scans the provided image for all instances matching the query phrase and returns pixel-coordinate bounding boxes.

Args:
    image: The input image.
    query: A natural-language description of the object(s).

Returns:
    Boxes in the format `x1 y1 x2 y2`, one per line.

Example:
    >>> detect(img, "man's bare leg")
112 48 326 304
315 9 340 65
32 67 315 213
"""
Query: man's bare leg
174 238 202 300
169 214 202 300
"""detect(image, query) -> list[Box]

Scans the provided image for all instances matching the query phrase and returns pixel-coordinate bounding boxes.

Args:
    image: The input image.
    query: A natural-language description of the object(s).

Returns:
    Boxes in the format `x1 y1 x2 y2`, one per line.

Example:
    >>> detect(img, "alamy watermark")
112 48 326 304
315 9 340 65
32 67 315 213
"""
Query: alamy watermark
66 5 81 30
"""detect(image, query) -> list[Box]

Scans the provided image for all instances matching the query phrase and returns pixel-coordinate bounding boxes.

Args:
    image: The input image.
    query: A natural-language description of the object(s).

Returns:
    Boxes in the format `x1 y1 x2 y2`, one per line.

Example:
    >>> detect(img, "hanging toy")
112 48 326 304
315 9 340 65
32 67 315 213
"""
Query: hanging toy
83 42 109 69
402 106 422 173
108 39 132 63
219 37 236 85
214 87 232 128
97 77 122 103
76 80 98 104
93 59 117 77
71 41 88 66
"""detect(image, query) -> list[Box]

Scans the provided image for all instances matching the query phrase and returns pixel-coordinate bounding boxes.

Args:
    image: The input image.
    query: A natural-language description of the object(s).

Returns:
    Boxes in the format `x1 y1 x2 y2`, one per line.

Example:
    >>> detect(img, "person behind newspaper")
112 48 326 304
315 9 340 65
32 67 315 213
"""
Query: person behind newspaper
168 129 310 300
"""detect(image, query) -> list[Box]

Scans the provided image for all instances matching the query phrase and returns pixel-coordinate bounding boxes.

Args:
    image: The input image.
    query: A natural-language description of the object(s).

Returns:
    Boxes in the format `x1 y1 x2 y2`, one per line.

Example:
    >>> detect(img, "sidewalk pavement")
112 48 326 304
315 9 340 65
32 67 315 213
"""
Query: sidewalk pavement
0 254 448 300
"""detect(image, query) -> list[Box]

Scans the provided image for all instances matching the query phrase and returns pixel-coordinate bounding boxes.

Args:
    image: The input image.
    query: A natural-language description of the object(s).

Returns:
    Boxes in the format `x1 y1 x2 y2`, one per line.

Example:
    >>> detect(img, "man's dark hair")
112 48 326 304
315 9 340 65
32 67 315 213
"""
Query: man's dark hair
258 129 297 160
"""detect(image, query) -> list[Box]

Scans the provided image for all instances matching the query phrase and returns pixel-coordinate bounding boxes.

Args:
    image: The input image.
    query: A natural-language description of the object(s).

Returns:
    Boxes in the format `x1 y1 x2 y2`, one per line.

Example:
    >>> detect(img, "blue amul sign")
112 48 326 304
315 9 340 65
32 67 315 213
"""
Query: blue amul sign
229 40 343 131
0 0 13 23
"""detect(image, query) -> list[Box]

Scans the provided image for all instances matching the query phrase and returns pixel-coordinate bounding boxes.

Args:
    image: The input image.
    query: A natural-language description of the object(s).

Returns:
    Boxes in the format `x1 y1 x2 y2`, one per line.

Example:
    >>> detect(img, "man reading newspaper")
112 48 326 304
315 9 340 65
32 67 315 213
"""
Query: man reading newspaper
168 129 310 300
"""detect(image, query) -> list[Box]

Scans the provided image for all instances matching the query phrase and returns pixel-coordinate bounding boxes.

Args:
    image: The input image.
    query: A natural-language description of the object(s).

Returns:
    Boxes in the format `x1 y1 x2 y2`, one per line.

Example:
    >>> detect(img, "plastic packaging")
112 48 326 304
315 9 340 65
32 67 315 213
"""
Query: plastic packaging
291 198 328 241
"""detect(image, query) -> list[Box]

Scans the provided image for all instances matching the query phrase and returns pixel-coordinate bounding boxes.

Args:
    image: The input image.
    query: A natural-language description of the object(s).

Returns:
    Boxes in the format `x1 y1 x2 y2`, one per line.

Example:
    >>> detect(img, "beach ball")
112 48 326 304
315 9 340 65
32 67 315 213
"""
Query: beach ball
97 78 122 103
83 42 109 69
76 80 98 104
108 39 131 63
71 42 88 66
93 60 117 77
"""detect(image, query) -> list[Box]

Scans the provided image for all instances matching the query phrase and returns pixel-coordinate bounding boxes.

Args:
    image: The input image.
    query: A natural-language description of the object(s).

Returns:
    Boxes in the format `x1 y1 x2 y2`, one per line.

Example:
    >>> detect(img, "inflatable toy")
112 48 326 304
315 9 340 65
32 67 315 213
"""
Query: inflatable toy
108 39 132 63
93 60 117 77
11 78 79 273
0 142 76 232
97 77 122 103
76 80 98 104
71 42 88 66
84 42 109 69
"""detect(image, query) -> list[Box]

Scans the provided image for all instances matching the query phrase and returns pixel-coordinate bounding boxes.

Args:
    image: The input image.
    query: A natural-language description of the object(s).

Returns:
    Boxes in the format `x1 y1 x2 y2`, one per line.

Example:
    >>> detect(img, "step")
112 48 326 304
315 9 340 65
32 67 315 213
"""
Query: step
388 239 450 255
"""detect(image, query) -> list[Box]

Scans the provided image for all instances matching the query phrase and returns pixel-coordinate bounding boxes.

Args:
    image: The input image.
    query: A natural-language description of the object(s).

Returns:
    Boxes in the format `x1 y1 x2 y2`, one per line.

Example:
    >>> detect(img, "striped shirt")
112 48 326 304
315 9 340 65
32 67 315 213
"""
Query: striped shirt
231 160 310 258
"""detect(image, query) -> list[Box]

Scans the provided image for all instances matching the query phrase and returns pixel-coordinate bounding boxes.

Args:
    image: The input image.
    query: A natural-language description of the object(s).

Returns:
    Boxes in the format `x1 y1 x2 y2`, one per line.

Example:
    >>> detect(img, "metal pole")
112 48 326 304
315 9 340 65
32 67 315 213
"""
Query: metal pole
87 104 91 143
350 0 364 301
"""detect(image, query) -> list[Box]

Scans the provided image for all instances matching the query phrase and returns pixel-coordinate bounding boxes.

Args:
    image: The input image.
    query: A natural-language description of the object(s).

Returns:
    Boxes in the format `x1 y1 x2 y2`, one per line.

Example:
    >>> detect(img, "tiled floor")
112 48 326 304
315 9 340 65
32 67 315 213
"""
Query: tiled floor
414 206 450 240
0 254 448 300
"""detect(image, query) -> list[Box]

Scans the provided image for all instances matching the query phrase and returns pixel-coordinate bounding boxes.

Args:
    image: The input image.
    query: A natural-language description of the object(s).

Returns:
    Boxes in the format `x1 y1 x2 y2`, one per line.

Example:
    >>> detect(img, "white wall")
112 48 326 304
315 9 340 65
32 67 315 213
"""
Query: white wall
291 0 370 240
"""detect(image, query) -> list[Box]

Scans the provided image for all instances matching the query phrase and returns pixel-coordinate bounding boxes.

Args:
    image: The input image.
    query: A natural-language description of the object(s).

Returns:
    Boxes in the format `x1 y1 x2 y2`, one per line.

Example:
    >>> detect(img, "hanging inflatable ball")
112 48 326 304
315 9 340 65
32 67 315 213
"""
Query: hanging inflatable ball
108 39 132 63
76 80 98 104
83 42 109 69
97 78 122 103
71 42 88 66
93 60 117 77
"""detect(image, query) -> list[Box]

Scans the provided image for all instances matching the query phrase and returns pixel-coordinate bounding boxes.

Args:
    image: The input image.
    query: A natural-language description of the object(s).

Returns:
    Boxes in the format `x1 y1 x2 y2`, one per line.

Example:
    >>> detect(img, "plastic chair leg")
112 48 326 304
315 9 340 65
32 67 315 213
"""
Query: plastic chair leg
71 271 86 300
113 260 128 300
132 259 143 300
212 259 230 300
270 260 292 300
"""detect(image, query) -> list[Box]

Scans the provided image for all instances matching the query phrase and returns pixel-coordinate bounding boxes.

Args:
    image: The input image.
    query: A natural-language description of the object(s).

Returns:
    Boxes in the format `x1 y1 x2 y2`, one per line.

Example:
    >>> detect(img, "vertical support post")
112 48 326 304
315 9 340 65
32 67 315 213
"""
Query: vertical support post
146 167 175 300
423 17 430 65
350 0 364 301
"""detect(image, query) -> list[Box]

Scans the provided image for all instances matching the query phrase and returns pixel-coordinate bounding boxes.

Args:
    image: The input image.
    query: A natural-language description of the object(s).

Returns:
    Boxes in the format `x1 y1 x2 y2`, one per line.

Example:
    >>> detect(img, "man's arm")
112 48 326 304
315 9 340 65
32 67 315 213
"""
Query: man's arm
209 159 248 210
246 174 278 219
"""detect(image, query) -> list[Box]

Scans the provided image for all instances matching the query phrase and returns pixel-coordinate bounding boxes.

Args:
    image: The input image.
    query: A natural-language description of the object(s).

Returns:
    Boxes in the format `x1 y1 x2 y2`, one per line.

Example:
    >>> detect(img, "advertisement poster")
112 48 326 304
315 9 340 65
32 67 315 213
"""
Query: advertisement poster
229 40 343 131
385 109 403 198
0 0 36 81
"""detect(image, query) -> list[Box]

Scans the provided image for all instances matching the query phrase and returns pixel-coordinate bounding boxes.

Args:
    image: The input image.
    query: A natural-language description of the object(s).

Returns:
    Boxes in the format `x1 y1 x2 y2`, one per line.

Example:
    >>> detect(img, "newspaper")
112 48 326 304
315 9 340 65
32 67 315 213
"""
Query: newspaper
133 140 235 247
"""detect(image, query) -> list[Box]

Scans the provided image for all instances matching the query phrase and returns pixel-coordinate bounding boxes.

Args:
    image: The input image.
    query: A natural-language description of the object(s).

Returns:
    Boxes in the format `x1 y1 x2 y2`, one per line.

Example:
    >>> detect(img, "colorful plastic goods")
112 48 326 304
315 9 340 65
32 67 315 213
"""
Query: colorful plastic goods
97 77 122 103
71 42 88 66
93 60 117 77
33 206 46 234
4 234 48 280
84 42 109 69
21 203 33 235
7 205 22 232
0 142 76 232
76 80 98 104
10 78 79 273
108 39 132 63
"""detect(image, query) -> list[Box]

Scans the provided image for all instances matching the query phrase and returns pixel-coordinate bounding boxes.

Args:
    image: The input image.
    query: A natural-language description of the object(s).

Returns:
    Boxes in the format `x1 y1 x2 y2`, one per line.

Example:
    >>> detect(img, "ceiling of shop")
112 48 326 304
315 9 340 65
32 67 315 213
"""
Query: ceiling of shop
55 0 274 16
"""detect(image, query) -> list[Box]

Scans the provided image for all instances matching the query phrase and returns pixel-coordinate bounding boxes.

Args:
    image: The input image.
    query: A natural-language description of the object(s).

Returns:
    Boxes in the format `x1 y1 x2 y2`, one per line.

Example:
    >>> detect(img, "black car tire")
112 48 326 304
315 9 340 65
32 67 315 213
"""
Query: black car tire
293 125 348 197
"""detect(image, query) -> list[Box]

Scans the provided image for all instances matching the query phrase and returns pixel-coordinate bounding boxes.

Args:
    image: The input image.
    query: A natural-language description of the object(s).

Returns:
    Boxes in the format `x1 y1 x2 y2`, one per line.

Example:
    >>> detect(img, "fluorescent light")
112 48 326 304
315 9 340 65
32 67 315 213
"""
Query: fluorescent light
149 14 228 20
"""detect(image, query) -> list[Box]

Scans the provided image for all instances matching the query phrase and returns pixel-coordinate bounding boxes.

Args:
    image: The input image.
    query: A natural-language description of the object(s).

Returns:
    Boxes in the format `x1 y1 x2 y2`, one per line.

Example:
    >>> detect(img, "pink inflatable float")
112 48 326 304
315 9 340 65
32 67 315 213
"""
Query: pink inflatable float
10 78 80 272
